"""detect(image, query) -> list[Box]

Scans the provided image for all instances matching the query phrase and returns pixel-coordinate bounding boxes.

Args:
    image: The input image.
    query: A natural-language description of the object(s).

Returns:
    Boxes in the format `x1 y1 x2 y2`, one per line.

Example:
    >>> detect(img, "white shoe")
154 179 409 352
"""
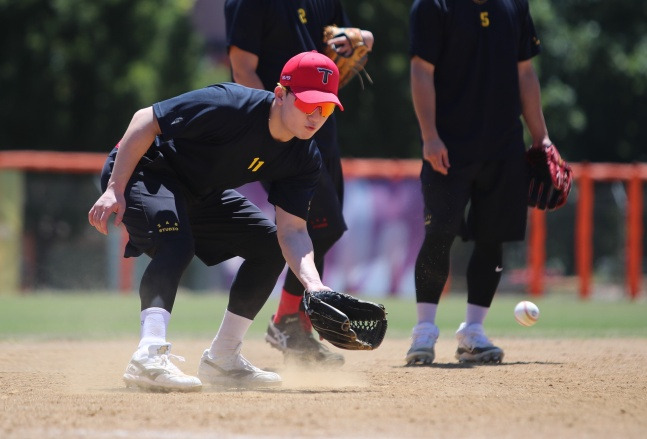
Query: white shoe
198 344 282 388
455 322 504 363
123 343 202 392
405 322 439 365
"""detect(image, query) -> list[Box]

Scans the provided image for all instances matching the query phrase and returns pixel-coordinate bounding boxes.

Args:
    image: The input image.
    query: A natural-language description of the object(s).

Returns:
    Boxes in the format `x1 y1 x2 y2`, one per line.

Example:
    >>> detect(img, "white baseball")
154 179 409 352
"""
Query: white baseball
514 301 540 326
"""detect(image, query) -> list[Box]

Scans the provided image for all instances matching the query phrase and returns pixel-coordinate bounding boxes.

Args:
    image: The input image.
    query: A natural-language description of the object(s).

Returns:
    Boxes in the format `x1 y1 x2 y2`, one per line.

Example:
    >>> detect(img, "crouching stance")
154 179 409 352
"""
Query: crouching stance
88 52 344 391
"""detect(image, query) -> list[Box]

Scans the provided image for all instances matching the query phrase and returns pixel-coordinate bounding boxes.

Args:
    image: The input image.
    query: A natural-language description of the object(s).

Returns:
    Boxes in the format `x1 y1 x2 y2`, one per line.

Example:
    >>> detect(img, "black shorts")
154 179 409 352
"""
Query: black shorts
420 154 529 242
101 148 278 266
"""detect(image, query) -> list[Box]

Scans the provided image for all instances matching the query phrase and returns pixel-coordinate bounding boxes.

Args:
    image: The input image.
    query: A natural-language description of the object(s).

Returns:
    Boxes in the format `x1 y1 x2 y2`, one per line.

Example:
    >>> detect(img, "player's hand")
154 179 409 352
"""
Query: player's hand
326 35 353 57
422 138 450 175
88 187 125 235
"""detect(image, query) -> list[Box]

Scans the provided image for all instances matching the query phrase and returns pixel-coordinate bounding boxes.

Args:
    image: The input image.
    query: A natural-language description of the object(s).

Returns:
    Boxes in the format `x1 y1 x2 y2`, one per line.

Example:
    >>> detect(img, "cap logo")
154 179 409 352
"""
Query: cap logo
317 67 334 84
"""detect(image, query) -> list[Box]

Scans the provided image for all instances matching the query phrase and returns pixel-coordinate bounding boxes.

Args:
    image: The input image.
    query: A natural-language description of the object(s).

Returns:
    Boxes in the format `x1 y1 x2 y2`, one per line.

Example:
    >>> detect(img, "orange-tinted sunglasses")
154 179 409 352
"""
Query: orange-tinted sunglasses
281 85 336 117
293 98 336 117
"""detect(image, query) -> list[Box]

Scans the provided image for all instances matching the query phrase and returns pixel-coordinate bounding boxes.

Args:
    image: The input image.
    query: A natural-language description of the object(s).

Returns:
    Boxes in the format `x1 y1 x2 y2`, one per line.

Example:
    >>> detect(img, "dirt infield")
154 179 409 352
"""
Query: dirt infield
1 337 646 438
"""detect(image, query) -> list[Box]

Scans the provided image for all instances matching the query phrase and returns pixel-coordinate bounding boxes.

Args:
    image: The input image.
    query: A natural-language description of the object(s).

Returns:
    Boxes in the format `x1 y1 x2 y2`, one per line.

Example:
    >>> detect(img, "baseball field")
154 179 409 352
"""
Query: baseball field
1 291 646 438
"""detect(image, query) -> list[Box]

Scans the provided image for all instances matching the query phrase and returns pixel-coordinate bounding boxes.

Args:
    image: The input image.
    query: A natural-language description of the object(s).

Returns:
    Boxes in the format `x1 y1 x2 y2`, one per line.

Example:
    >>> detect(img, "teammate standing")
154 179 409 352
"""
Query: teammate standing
88 52 345 391
406 0 552 364
224 0 374 367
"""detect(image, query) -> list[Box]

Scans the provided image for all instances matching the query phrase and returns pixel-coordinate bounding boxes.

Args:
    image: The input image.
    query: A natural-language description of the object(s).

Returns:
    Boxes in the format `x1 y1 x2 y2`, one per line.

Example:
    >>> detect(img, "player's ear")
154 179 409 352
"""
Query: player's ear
274 83 287 103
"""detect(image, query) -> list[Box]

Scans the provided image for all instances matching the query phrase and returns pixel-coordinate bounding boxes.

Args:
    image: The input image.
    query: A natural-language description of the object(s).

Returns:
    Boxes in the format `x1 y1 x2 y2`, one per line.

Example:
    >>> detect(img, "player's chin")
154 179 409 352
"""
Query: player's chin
296 126 318 140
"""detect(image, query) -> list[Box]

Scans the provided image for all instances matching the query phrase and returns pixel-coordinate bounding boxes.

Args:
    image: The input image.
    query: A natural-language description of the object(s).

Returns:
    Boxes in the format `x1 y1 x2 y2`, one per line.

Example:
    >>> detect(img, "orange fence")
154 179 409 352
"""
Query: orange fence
567 163 646 300
528 163 645 300
1 150 645 299
0 150 106 173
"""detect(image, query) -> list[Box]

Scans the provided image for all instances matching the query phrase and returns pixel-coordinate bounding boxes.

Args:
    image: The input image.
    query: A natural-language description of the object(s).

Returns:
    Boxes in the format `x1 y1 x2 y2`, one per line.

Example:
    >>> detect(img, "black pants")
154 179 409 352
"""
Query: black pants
415 156 527 306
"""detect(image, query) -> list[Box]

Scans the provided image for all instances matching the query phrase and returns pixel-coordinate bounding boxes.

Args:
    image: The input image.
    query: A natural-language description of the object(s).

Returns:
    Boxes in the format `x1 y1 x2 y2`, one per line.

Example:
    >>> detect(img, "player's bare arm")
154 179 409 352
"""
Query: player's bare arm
361 30 374 51
88 107 161 235
518 59 551 149
228 46 265 90
275 205 330 293
411 56 450 175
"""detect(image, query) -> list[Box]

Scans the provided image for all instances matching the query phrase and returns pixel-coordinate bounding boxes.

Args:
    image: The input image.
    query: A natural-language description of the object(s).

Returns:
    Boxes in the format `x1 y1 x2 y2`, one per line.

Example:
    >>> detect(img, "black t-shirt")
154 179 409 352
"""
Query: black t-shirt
224 0 350 91
152 83 321 220
410 0 541 163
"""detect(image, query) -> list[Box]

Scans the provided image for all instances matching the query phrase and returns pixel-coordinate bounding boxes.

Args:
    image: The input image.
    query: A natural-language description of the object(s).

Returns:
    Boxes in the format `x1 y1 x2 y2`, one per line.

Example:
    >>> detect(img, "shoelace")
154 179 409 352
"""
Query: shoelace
463 330 493 349
237 355 259 371
224 347 260 372
412 328 437 347
155 353 186 373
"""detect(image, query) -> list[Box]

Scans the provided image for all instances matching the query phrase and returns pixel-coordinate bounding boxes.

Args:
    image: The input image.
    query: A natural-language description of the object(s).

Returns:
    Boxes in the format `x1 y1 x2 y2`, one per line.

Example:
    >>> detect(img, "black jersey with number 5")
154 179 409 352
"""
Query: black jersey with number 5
410 0 541 163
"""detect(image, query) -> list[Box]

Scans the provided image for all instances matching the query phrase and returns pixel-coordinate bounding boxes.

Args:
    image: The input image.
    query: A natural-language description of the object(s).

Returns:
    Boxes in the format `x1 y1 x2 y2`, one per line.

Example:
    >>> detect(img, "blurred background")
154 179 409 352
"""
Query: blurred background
0 0 646 300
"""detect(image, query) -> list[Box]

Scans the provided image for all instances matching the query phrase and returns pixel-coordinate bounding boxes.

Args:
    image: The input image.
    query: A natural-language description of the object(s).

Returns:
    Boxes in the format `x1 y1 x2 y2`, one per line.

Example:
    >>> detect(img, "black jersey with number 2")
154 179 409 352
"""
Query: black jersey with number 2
225 0 350 91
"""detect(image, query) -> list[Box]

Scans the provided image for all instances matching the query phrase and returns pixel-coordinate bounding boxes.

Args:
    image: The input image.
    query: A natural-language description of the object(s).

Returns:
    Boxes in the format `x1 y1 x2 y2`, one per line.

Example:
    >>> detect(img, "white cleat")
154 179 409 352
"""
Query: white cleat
198 344 282 388
123 343 202 392
405 322 439 365
455 322 504 363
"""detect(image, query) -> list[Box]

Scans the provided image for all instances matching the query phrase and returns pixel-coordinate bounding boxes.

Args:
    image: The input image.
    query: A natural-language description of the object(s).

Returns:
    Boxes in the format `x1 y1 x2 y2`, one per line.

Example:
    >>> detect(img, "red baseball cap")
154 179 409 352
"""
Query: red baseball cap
279 51 344 111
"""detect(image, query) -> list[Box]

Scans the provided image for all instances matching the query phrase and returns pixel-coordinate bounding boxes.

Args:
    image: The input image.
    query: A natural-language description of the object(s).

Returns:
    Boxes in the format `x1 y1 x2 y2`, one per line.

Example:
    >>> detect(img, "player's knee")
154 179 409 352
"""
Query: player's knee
424 216 458 239
473 240 503 261
311 233 340 256
421 229 455 254
151 237 195 270
249 233 285 271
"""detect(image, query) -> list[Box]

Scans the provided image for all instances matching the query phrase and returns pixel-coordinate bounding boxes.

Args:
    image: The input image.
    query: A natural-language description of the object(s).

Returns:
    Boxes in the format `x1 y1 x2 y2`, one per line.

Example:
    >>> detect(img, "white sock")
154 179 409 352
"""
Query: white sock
138 307 171 351
208 310 253 358
416 302 438 325
466 303 489 326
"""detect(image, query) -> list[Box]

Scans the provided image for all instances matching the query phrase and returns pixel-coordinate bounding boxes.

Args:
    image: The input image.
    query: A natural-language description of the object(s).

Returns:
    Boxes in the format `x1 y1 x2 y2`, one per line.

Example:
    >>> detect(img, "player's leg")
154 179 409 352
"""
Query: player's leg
191 189 283 387
267 134 347 366
455 154 528 363
266 232 345 366
454 240 505 363
103 154 201 392
406 161 473 365
406 231 453 365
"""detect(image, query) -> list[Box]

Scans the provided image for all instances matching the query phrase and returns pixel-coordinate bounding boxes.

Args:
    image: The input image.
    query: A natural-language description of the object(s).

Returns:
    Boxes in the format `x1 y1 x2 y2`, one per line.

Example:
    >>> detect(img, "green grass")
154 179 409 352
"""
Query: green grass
0 291 645 340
